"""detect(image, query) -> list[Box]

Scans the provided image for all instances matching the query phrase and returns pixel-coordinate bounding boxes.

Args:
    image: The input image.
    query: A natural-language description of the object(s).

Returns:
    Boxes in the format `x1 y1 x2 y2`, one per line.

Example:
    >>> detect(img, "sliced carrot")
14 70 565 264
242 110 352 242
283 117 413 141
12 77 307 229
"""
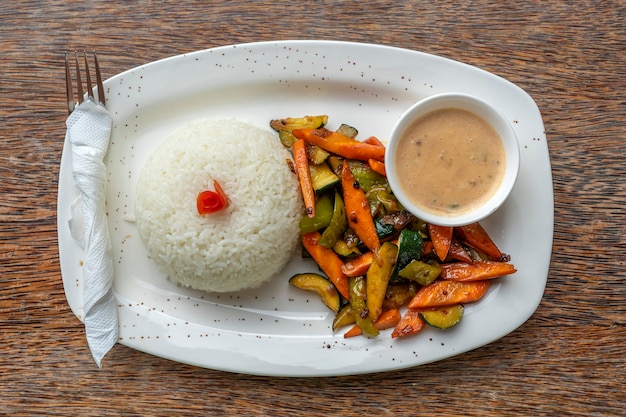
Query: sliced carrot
292 138 315 218
408 280 491 309
391 309 425 338
363 136 385 147
341 251 374 277
455 222 503 260
428 224 453 261
448 238 473 263
341 162 380 251
293 128 385 162
344 308 401 338
367 158 386 176
441 261 517 281
301 231 349 299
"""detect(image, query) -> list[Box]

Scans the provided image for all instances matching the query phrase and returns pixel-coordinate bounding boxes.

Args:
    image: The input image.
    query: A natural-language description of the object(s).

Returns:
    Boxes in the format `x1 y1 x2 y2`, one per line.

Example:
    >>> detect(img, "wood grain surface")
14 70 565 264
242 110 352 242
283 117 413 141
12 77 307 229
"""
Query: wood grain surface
1 1 624 415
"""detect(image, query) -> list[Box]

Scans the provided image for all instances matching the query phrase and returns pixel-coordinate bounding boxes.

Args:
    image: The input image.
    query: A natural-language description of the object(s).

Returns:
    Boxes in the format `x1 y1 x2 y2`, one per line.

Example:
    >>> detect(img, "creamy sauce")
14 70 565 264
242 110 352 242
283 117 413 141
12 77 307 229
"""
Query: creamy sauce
394 108 506 216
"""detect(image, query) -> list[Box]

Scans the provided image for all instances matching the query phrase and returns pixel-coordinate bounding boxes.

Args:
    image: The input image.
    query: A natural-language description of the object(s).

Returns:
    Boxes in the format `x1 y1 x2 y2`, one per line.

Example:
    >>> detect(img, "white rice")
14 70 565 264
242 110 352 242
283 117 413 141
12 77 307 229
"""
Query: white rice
135 118 303 292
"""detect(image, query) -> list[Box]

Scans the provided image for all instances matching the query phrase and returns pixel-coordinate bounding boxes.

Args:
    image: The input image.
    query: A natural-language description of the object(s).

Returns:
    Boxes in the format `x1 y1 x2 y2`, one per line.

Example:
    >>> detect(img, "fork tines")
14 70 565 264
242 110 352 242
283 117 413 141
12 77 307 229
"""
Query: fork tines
65 51 106 114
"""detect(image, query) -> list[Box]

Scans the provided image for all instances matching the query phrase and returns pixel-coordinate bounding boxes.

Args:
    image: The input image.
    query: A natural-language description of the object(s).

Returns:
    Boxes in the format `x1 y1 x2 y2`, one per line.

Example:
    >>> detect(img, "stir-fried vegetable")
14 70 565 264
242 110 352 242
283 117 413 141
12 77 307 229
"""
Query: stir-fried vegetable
271 115 517 339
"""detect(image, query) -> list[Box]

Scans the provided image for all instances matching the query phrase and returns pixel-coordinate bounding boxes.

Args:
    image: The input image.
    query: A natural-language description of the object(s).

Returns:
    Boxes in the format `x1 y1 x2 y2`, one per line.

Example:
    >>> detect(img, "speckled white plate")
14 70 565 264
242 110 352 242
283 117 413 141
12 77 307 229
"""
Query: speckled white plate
58 40 553 376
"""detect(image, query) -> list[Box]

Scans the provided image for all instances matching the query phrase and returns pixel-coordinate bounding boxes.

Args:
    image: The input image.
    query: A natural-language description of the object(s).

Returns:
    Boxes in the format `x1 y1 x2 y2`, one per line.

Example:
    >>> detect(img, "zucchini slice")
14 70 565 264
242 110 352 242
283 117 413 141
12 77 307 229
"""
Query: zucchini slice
307 145 329 165
270 115 329 148
336 123 358 139
332 239 361 257
332 303 355 331
327 155 343 175
420 304 464 329
289 273 341 313
374 217 397 240
270 115 328 132
309 162 340 194
366 242 399 321
389 228 422 283
393 229 423 277
278 130 297 147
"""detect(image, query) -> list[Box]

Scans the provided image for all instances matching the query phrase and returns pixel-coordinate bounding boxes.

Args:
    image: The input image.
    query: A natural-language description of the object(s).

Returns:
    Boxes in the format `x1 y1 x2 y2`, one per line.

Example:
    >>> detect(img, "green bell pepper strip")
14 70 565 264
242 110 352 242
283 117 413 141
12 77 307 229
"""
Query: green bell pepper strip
346 160 387 192
298 193 333 233
349 276 379 338
319 192 347 248
399 259 443 286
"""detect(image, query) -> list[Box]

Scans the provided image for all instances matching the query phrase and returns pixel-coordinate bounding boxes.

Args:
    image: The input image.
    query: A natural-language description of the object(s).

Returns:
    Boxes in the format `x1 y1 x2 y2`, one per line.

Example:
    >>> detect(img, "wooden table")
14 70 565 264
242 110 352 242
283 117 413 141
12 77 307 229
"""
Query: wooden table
2 1 624 415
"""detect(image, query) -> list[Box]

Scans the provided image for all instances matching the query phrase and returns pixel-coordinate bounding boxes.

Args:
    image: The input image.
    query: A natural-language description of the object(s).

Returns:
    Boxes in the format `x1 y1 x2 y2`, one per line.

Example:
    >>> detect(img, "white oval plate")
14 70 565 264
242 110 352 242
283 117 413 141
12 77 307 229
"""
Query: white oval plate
58 40 553 376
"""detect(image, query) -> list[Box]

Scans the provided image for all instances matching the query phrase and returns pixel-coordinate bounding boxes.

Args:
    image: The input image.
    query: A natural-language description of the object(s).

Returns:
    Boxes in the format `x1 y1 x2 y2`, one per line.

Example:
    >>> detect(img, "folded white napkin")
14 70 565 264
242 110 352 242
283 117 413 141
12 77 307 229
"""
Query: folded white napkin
66 100 118 367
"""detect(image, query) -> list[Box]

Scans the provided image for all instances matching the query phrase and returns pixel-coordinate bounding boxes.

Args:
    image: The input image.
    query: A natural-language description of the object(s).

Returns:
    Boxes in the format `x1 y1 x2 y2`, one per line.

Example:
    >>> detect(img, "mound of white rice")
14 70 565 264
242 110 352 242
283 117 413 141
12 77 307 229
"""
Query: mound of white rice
135 118 303 292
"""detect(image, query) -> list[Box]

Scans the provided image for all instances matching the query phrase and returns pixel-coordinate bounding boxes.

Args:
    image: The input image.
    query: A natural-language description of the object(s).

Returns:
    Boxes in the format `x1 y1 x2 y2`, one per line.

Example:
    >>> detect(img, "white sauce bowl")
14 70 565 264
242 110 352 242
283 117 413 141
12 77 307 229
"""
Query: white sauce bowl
385 93 520 226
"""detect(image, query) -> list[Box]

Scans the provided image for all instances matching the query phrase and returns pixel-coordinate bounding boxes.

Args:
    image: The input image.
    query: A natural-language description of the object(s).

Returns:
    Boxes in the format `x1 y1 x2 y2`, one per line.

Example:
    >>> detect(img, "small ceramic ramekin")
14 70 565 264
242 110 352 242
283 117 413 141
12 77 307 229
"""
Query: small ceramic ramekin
385 93 520 226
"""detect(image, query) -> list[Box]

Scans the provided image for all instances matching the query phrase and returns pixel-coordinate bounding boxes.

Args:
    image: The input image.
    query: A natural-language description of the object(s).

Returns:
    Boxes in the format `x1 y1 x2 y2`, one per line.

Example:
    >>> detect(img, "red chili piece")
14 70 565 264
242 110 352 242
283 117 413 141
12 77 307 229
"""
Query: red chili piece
196 180 229 215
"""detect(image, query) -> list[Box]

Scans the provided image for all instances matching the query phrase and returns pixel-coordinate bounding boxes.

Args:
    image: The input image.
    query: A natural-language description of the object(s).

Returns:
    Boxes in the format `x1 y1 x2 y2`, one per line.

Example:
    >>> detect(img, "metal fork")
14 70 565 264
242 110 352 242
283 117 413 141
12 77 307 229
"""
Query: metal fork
65 51 106 114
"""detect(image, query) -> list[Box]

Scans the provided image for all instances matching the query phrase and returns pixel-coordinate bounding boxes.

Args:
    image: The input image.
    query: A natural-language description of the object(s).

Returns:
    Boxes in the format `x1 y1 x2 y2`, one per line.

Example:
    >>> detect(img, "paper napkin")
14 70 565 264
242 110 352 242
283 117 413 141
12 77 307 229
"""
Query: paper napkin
65 100 118 367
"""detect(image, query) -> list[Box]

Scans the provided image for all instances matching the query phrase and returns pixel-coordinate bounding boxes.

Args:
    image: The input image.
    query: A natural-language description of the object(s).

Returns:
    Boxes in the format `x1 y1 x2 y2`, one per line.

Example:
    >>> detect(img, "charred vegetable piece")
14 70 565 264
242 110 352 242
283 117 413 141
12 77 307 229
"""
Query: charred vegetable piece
366 242 398 321
342 162 380 251
343 227 360 250
298 193 333 233
333 303 355 331
270 115 328 133
448 238 473 263
420 304 465 329
379 210 416 232
307 145 330 165
289 273 341 313
464 245 492 262
398 259 442 286
374 217 397 240
408 280 490 309
349 276 379 338
440 261 517 281
301 231 350 299
382 282 419 311
319 192 348 248
332 239 361 257
391 309 425 338
366 186 400 217
309 162 340 194
336 123 358 138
